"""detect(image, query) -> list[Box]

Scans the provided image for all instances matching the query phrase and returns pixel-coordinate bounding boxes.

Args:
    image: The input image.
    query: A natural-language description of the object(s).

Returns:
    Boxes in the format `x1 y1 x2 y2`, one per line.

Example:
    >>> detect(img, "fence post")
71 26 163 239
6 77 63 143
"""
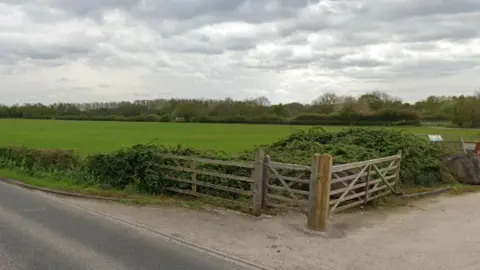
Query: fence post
252 149 266 216
395 150 403 191
307 154 333 231
460 136 467 154
364 164 372 205
261 155 270 209
191 160 197 193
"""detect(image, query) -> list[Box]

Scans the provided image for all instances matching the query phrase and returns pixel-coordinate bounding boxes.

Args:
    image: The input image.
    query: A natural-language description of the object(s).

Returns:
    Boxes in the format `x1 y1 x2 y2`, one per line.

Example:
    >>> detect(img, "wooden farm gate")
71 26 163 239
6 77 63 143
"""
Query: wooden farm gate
264 158 311 211
256 151 402 214
329 152 402 213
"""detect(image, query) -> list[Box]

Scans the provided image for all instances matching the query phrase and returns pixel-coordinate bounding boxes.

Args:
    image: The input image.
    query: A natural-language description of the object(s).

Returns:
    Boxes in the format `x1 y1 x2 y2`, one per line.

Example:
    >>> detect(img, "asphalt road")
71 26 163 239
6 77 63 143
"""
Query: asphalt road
0 181 249 270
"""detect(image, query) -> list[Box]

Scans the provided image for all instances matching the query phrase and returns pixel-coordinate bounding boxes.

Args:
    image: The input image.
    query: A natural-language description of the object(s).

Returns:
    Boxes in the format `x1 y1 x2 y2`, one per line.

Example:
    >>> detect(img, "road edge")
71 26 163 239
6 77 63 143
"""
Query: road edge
0 178 122 202
0 178 271 270
401 187 453 199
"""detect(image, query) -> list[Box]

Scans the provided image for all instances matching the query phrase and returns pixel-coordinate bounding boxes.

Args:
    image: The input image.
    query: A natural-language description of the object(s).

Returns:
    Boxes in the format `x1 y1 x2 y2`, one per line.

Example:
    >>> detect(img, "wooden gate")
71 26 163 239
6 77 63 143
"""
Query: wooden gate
250 150 403 218
264 158 311 210
329 152 402 213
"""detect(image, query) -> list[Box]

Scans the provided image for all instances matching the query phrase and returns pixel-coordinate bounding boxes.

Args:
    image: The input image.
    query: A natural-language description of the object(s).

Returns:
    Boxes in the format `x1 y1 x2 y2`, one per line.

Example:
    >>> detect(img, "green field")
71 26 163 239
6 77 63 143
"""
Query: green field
0 119 478 155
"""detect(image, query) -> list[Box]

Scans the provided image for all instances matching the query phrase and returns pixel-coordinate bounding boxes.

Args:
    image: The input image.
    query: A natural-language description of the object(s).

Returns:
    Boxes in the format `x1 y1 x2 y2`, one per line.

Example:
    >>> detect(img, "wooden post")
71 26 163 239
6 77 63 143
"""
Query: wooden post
308 155 320 228
261 155 270 209
395 150 403 191
307 154 333 231
364 164 372 205
191 160 197 193
460 136 467 154
252 149 266 216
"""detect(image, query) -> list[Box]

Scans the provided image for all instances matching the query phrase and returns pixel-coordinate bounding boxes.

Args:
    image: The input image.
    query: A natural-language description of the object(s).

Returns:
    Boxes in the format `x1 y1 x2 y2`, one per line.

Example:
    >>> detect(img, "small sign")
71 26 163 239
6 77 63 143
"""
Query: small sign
428 135 443 142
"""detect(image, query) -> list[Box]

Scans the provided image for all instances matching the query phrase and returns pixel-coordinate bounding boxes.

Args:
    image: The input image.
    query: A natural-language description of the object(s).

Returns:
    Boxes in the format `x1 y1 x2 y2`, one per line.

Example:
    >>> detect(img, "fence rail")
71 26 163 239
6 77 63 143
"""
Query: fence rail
153 150 403 231
158 154 255 209
264 157 311 211
329 151 401 213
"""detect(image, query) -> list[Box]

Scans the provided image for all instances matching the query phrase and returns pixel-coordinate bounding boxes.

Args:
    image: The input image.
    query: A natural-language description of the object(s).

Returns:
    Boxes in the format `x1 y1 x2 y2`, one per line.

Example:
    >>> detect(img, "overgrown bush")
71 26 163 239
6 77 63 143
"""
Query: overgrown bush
0 147 81 171
256 127 455 186
85 144 169 193
0 144 252 199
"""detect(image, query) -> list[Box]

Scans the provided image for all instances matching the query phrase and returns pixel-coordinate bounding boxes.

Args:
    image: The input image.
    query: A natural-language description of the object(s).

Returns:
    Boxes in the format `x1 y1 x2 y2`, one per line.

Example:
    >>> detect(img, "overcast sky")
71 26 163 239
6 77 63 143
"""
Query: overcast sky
0 0 479 105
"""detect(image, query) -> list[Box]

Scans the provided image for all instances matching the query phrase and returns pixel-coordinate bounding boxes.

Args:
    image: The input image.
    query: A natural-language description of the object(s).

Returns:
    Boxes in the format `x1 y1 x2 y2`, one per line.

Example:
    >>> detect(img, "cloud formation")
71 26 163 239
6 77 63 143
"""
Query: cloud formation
0 0 479 104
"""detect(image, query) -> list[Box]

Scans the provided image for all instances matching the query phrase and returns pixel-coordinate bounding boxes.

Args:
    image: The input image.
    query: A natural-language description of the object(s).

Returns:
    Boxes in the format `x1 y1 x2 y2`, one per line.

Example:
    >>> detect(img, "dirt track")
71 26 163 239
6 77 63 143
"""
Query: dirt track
42 192 480 269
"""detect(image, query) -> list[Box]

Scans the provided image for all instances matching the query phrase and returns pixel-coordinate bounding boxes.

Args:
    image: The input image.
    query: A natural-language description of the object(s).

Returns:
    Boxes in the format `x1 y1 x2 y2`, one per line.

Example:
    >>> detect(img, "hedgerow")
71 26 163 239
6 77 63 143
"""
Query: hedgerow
257 127 456 186
0 128 457 200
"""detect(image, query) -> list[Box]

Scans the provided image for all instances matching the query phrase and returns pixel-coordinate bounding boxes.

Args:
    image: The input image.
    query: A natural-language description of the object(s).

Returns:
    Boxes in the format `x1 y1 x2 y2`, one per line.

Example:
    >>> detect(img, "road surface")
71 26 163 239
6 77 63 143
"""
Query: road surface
0 181 249 270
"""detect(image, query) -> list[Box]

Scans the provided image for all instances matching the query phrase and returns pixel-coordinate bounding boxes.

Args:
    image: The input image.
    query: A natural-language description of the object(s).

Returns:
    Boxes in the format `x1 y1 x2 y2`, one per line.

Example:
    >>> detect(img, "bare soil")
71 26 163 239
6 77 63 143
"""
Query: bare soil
53 193 480 270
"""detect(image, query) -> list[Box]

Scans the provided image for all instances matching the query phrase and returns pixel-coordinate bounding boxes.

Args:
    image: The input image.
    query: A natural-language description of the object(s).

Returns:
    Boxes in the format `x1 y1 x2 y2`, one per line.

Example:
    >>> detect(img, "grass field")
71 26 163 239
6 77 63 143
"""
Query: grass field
0 119 478 155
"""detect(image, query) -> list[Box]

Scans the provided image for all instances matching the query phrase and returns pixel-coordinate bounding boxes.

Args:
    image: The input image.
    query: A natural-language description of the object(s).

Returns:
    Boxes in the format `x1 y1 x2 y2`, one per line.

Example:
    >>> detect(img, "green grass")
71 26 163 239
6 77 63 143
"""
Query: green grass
0 119 478 155
0 168 183 206
0 168 248 210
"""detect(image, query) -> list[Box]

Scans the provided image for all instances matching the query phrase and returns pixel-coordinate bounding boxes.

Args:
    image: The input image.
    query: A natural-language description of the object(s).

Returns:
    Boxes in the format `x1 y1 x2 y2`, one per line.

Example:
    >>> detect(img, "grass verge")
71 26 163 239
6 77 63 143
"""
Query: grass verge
0 168 215 209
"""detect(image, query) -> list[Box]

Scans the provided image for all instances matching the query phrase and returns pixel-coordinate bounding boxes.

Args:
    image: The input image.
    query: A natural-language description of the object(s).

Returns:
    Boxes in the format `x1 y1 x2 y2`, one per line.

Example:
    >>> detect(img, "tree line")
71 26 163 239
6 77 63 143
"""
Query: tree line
1 91 479 127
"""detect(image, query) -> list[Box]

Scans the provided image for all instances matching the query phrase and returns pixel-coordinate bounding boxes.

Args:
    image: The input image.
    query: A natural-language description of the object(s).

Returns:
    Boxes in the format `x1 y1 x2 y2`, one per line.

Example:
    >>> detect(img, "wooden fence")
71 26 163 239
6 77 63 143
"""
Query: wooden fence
155 150 403 230
158 153 255 209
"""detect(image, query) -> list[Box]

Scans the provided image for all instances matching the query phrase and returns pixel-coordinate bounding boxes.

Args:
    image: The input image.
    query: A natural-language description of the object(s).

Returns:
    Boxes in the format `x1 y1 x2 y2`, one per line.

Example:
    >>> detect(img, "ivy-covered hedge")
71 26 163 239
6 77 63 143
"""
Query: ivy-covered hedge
0 144 253 200
256 128 456 186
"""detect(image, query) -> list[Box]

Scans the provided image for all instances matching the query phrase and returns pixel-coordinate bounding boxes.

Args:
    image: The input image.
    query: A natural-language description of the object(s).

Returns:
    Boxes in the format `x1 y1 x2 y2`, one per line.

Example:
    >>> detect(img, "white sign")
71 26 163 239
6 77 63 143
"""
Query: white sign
428 135 443 142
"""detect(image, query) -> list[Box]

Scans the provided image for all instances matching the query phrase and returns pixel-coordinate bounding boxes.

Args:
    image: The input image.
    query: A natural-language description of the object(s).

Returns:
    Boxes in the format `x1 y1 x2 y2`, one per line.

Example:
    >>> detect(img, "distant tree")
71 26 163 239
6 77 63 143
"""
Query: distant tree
452 96 480 127
312 92 339 114
2 92 477 126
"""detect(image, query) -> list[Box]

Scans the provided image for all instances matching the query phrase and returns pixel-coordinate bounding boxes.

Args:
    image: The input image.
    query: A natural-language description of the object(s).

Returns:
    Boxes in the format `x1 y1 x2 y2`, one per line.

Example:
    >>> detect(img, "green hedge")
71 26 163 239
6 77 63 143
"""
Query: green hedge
55 114 172 122
0 144 252 199
15 108 421 126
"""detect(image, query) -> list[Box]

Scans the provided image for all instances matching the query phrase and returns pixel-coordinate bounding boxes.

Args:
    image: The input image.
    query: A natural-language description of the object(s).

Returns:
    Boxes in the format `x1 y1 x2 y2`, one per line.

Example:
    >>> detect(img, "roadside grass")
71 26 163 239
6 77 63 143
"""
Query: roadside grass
0 119 478 156
0 168 251 211
449 183 480 195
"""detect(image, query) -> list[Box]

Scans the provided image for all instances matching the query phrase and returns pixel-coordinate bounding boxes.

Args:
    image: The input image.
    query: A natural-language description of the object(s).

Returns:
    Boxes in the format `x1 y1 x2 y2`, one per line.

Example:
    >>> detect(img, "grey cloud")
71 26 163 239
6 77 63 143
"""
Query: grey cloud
399 27 479 43
390 59 480 77
57 77 71 82
46 0 136 17
342 59 389 68
20 3 71 23
0 38 92 63
23 0 304 25
132 0 307 24
404 42 440 51
132 92 152 97
134 0 245 20
289 1 480 48
138 1 307 39
370 0 480 21
312 56 389 71
163 41 224 55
